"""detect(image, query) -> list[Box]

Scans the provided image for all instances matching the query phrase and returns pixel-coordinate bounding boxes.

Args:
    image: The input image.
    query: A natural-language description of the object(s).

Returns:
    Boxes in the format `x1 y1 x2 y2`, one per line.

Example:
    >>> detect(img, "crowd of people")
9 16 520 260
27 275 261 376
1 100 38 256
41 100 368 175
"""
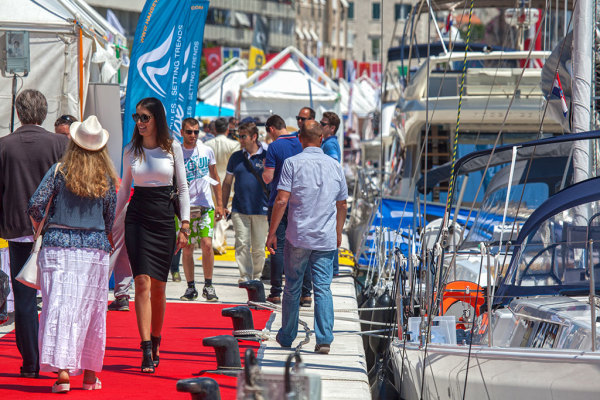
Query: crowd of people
0 90 348 392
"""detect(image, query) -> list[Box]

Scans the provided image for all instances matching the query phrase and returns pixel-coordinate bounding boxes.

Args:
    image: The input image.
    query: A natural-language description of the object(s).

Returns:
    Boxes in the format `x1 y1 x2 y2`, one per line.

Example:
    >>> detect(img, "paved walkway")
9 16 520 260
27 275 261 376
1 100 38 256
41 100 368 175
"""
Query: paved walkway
1 230 370 399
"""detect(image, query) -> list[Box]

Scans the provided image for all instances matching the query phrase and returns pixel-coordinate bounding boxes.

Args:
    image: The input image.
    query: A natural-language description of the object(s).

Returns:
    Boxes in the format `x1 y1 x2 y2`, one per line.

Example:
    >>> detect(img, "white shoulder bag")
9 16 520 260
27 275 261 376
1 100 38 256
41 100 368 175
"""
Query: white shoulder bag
16 163 60 289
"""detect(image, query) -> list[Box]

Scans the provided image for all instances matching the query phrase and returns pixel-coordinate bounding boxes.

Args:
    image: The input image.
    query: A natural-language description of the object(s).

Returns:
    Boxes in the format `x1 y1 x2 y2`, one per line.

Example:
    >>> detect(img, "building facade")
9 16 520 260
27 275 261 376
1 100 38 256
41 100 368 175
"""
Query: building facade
88 0 296 52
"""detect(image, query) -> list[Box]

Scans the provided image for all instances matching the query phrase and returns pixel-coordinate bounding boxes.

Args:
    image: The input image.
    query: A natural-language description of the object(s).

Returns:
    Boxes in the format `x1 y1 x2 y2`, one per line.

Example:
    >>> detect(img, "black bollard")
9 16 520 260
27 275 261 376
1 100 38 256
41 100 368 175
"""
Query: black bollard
202 335 242 370
238 280 266 306
222 306 255 338
176 377 221 400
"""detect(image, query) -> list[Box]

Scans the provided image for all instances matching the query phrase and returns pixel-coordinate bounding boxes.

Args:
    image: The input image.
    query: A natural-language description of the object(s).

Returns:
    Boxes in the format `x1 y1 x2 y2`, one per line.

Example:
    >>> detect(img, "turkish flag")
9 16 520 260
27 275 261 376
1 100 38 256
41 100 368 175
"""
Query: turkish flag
204 47 222 75
358 62 371 78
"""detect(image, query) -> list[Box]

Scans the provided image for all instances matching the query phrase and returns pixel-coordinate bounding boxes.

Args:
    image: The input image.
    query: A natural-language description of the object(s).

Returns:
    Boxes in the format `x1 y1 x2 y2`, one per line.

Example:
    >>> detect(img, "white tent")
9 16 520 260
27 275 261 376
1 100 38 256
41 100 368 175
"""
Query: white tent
339 76 379 117
239 46 341 129
198 57 248 109
0 0 127 136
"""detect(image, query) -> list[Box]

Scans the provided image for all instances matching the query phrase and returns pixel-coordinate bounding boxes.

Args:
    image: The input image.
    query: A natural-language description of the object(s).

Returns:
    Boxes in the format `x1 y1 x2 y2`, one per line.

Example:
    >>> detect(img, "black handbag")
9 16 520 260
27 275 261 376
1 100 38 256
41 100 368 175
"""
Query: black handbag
171 169 182 221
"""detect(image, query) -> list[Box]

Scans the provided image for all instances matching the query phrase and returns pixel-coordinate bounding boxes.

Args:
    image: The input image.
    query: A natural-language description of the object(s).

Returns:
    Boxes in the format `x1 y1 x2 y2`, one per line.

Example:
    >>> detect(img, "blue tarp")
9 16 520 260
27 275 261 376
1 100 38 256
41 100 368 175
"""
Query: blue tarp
358 198 476 266
195 102 235 118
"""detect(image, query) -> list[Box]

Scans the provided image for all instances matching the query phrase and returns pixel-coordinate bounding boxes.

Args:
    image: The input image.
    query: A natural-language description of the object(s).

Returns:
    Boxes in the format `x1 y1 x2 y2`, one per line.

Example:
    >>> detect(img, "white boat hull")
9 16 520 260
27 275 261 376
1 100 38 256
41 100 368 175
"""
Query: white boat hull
391 340 600 399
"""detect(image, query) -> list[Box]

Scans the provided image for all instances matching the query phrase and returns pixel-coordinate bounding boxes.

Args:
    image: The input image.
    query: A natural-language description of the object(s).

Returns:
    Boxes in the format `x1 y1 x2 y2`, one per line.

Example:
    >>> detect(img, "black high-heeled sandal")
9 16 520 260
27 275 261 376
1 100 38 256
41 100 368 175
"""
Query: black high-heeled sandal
140 340 154 373
150 335 161 368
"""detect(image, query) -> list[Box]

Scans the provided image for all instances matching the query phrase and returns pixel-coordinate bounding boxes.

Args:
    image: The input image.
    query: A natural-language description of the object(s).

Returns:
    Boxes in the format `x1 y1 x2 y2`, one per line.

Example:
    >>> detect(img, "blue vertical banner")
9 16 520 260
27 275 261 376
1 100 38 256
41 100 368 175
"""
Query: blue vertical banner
123 0 210 147
182 1 209 131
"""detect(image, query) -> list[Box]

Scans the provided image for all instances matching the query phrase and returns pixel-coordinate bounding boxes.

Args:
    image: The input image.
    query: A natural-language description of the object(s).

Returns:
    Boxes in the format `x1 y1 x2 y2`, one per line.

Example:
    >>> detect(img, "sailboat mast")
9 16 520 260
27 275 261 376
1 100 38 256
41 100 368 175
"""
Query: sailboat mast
571 0 592 187
572 0 593 136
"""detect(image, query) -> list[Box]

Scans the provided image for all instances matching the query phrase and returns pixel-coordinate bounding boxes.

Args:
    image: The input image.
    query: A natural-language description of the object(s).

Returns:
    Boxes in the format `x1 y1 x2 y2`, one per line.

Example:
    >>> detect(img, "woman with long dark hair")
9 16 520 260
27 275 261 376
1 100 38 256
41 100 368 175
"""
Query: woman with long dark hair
114 97 190 373
28 116 118 392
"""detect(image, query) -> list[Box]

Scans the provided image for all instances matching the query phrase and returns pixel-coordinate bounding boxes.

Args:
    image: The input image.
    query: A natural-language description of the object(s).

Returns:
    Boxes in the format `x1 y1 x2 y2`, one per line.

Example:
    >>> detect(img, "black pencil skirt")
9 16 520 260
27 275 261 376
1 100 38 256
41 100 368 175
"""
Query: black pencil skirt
125 186 176 282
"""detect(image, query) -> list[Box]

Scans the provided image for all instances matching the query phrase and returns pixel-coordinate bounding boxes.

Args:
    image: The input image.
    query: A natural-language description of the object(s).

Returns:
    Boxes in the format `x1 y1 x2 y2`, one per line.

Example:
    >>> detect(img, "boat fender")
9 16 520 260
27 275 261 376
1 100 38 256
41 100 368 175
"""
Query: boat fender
369 289 394 355
370 356 400 400
360 290 378 369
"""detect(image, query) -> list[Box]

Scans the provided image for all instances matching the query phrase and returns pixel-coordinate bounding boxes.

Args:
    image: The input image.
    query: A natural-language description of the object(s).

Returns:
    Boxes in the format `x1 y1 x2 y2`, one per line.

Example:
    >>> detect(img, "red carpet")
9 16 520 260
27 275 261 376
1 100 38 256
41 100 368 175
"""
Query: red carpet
0 302 271 399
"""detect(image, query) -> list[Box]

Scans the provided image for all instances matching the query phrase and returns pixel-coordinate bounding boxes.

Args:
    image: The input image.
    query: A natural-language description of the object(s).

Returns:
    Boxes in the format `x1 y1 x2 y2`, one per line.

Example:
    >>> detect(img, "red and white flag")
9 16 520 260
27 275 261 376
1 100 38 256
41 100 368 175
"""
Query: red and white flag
204 47 222 75
552 72 568 117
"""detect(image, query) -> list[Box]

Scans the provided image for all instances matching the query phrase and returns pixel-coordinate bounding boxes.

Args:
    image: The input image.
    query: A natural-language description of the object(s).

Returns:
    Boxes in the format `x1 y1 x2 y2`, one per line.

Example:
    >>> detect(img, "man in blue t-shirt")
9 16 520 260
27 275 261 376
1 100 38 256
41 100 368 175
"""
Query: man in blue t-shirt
320 111 342 162
262 113 309 305
320 111 342 275
222 122 269 282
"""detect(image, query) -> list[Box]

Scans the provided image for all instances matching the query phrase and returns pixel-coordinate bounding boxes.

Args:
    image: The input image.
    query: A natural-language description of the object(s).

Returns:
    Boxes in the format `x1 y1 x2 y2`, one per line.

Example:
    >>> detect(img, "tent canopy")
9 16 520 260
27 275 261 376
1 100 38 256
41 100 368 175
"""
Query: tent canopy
0 0 126 136
199 58 248 108
239 47 341 129
339 76 379 117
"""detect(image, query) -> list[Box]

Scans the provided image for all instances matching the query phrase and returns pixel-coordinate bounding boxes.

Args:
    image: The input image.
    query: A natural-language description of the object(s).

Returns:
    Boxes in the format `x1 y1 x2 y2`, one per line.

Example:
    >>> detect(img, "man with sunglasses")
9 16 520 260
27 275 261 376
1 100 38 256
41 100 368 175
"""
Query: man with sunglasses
319 112 342 276
221 122 269 283
179 118 224 301
54 114 77 137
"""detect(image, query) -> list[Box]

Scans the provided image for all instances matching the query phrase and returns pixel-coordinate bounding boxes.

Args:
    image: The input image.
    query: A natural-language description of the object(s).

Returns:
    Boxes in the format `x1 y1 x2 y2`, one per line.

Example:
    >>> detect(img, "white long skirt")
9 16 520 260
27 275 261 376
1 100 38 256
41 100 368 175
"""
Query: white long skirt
38 247 109 375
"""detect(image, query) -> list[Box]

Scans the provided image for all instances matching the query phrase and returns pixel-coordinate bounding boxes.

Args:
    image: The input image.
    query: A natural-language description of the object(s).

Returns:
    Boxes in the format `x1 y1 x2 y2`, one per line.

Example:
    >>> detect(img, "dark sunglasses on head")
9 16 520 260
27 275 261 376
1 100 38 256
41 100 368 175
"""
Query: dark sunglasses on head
54 115 75 126
132 113 152 123
185 129 200 135
296 116 307 122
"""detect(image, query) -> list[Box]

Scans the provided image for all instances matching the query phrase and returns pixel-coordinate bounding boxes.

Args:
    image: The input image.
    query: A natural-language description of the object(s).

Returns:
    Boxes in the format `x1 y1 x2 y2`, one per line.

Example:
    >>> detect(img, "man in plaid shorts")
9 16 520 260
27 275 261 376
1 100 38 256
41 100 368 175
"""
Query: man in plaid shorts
179 118 224 301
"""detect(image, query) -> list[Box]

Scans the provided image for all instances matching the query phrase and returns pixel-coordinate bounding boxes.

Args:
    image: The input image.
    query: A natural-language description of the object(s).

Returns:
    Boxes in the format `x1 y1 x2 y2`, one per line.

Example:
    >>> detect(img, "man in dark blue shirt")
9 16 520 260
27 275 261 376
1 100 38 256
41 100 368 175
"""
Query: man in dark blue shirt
263 114 310 304
222 122 269 282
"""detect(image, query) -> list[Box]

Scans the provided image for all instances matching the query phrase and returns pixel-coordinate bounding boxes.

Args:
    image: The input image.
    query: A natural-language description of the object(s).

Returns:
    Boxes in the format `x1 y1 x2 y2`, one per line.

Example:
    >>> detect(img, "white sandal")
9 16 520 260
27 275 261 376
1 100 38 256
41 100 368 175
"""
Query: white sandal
51 381 70 393
82 377 102 390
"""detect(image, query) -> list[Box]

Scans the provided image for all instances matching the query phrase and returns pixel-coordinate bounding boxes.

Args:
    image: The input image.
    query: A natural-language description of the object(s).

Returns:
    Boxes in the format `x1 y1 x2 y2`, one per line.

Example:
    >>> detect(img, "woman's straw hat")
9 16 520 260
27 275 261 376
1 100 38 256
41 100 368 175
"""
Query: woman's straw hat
69 115 109 151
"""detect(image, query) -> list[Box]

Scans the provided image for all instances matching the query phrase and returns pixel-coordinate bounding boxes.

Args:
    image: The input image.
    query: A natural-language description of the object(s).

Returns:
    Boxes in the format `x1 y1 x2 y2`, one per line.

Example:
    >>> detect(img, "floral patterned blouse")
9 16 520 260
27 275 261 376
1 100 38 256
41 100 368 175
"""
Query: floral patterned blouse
27 164 117 253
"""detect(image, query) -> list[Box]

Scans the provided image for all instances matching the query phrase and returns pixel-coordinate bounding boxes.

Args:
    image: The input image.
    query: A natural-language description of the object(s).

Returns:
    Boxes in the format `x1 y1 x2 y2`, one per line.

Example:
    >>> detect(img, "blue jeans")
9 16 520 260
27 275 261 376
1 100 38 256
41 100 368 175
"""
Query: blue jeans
268 207 312 298
277 240 336 346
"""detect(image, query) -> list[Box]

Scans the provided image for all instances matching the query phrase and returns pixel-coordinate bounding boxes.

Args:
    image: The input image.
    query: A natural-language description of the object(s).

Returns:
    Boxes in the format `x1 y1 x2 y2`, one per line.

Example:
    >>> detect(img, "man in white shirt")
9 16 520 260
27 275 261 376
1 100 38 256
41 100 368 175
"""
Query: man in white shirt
205 117 240 254
179 118 224 301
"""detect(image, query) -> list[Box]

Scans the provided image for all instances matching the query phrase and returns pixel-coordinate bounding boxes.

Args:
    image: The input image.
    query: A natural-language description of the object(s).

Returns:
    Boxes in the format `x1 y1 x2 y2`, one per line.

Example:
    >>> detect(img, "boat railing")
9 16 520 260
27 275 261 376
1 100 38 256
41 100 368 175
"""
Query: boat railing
407 51 551 100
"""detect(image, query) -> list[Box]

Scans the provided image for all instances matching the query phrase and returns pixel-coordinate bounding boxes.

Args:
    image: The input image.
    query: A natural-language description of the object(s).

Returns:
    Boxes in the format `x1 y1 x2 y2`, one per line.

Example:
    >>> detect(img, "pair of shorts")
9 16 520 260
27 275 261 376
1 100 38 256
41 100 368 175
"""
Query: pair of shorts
189 206 214 245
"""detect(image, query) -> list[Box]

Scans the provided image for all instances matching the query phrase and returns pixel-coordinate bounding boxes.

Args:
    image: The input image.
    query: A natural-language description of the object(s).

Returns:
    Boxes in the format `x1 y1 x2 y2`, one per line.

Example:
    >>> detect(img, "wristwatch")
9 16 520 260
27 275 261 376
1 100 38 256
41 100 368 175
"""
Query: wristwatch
180 227 191 236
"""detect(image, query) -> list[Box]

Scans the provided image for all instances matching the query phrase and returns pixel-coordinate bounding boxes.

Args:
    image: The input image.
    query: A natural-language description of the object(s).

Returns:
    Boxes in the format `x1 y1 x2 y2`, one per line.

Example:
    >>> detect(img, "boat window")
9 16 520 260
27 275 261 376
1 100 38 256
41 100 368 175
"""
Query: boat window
509 200 600 290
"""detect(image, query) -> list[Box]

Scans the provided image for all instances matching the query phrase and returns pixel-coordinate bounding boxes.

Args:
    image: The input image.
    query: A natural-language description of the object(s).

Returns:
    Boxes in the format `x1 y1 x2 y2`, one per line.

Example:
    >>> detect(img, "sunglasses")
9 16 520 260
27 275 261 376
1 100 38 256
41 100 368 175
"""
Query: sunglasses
185 129 200 135
238 134 249 139
54 115 75 126
296 116 308 122
320 121 330 127
132 113 152 123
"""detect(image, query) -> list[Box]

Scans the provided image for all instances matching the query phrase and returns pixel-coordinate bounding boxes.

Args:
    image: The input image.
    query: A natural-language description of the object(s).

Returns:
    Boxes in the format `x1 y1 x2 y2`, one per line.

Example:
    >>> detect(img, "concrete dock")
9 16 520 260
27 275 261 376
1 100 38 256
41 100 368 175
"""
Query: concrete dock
0 232 371 399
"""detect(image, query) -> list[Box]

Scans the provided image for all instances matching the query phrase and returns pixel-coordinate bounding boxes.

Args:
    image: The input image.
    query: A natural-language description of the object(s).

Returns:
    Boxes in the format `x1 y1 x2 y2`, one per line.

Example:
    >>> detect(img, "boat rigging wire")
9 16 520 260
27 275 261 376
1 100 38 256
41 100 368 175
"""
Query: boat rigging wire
461 243 486 400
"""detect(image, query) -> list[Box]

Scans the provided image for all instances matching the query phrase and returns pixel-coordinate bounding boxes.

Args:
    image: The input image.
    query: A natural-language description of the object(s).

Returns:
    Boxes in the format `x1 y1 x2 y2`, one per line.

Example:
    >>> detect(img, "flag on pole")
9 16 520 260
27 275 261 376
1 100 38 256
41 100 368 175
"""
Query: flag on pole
248 15 269 75
204 47 222 75
445 13 453 34
123 0 210 147
552 72 568 117
222 47 241 62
